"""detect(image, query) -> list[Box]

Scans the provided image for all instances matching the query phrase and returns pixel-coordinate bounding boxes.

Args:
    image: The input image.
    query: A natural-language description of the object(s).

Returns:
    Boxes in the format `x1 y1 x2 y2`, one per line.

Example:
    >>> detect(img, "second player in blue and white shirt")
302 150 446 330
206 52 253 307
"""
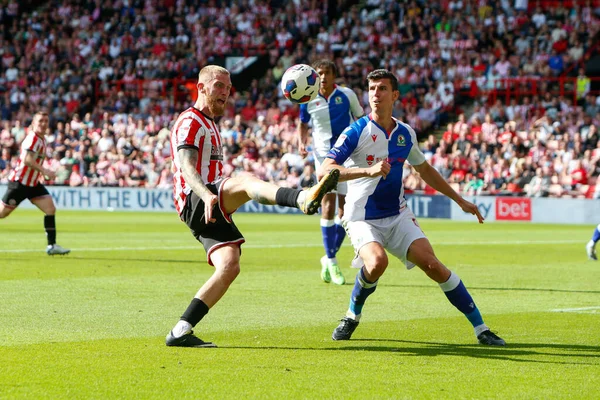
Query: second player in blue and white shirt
297 60 364 285
299 85 364 158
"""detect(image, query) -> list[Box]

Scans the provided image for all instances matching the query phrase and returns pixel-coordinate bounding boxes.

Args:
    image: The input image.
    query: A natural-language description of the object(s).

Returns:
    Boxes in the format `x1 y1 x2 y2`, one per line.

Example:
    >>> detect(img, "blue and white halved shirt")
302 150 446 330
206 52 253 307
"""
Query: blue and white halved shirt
326 115 426 221
300 85 364 157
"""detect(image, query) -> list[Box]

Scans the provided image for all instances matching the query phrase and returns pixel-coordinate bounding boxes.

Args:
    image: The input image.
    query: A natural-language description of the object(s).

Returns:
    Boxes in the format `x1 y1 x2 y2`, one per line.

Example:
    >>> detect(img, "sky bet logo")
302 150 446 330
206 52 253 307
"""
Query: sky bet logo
496 198 531 221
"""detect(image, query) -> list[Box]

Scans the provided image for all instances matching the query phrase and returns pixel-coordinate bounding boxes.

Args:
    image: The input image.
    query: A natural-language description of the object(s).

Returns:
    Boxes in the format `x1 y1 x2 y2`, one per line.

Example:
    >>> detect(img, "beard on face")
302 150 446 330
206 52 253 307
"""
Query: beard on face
207 95 226 117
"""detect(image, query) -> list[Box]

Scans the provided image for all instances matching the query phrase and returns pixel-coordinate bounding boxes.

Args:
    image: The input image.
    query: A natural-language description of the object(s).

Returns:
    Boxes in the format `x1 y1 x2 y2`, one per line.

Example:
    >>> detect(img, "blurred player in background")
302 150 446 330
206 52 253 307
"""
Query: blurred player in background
0 111 70 255
319 69 505 346
586 224 600 260
166 65 339 348
297 60 364 285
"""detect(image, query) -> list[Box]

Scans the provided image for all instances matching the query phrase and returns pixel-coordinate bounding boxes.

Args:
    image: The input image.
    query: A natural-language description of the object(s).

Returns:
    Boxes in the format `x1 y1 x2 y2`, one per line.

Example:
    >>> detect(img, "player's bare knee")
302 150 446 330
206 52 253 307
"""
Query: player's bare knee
0 206 11 218
364 253 388 277
219 262 240 285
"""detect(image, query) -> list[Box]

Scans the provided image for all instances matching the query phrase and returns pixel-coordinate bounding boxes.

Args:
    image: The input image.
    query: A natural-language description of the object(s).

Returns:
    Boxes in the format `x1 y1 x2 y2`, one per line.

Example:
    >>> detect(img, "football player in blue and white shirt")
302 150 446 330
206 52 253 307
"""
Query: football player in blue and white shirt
319 69 506 346
586 224 600 260
297 60 364 286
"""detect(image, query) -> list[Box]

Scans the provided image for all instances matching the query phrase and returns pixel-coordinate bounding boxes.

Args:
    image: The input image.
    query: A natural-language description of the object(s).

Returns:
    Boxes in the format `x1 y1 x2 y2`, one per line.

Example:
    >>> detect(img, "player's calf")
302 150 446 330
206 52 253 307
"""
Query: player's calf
418 258 451 283
0 204 15 218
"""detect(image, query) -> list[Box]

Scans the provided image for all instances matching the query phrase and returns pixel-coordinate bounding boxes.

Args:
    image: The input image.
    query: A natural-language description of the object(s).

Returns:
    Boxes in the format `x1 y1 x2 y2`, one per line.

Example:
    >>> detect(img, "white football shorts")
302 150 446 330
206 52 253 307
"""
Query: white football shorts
344 206 427 270
314 153 347 195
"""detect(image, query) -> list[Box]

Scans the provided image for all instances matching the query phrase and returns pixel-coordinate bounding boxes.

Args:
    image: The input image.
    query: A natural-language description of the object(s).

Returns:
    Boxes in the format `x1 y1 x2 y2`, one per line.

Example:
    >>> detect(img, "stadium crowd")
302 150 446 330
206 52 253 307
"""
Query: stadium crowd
404 92 600 198
0 0 599 198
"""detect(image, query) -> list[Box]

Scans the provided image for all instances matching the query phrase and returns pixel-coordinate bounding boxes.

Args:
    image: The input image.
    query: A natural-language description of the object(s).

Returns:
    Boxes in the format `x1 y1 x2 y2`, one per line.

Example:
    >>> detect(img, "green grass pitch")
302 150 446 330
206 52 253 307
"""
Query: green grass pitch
1 209 599 399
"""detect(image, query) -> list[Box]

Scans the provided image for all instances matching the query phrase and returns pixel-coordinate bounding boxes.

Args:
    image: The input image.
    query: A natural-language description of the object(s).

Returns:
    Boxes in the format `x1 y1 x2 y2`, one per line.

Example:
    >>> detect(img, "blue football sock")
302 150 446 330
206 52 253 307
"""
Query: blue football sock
334 216 346 254
320 219 336 259
592 225 600 243
348 267 378 320
439 272 484 329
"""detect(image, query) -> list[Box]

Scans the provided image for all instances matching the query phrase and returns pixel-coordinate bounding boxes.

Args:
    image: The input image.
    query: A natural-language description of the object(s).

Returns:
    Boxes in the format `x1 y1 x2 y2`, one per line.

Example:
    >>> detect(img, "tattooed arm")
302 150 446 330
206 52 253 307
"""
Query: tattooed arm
178 147 218 223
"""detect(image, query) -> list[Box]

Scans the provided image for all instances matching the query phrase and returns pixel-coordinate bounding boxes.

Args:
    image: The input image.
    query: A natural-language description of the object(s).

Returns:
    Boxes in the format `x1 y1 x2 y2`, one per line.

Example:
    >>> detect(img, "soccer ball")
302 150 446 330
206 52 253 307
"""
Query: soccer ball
280 64 320 104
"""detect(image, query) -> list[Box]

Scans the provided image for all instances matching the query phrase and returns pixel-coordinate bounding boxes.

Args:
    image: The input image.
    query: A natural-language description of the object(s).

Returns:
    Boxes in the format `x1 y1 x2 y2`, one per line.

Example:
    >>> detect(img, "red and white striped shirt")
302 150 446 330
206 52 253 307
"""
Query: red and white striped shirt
9 132 46 187
170 107 224 216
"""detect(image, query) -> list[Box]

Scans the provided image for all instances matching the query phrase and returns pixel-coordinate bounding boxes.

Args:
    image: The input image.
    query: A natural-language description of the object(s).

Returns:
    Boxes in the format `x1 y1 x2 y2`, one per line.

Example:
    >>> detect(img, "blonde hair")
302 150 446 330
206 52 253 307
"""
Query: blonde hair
198 65 230 83
33 111 49 119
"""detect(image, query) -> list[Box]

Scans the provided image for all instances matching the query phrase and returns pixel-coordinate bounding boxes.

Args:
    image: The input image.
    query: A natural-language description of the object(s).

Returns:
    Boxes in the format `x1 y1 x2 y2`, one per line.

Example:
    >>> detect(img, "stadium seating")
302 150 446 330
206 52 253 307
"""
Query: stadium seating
0 0 599 197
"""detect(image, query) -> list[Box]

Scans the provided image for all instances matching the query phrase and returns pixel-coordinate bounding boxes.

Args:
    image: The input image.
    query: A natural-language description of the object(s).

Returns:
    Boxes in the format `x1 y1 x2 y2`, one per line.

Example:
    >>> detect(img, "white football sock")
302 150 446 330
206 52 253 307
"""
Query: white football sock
346 310 361 321
474 324 490 337
172 320 192 338
296 191 306 208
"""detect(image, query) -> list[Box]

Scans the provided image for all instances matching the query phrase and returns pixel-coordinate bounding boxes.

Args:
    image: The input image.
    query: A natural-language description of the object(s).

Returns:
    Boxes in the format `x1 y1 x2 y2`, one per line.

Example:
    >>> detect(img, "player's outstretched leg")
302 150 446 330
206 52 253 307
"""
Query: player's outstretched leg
586 224 600 260
220 169 339 216
408 238 505 346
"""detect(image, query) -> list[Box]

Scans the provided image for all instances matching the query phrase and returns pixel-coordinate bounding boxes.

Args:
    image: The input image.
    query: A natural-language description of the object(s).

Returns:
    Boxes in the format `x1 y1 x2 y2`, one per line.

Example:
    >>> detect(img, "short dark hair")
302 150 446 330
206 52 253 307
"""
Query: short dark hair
312 59 338 77
366 69 398 91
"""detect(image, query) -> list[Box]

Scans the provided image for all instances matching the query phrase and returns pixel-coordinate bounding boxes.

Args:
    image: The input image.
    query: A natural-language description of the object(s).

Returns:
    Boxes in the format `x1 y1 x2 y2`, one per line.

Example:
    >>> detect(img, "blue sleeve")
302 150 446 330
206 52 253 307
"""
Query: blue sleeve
326 126 359 165
299 104 310 123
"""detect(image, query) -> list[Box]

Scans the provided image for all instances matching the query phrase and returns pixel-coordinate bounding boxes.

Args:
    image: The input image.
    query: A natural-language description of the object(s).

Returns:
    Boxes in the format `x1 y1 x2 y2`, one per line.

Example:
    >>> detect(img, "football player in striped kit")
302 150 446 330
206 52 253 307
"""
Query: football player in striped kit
0 111 70 255
165 65 339 348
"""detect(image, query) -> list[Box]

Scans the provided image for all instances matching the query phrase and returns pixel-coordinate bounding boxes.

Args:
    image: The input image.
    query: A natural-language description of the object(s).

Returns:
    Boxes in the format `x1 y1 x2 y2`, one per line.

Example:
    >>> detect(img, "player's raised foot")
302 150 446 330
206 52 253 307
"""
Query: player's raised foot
46 244 70 256
299 169 340 215
477 330 506 346
165 330 217 348
320 256 331 283
332 317 359 340
329 260 345 285
586 241 597 261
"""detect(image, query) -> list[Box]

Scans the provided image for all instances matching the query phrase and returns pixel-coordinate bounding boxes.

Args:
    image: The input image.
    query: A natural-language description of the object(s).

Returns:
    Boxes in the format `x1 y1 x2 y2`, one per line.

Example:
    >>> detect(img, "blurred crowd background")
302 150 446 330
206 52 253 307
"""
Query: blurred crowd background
0 0 599 198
